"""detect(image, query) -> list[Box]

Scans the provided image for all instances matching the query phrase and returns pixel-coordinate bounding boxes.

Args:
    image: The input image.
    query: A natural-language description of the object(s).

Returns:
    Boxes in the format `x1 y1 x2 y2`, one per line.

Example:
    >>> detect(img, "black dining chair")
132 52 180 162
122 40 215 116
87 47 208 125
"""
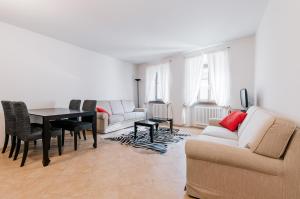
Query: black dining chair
69 99 81 111
1 101 17 158
13 102 63 167
54 100 96 151
51 99 82 145
66 99 82 138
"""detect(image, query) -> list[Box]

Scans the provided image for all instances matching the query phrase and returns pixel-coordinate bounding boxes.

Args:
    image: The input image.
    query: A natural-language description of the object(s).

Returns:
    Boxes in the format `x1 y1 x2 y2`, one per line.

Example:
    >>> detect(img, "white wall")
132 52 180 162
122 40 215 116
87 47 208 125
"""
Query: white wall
255 0 300 126
0 21 136 146
137 36 255 125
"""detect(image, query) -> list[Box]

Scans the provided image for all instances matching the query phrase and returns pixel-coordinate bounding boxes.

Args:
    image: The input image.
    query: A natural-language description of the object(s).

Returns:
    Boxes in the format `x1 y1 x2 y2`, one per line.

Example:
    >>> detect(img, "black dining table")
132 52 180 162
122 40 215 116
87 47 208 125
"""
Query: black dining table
29 108 97 167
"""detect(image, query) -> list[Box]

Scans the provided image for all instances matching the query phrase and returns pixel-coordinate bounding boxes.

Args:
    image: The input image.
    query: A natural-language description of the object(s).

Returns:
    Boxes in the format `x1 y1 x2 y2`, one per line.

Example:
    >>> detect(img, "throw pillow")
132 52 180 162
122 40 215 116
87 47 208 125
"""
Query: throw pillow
96 106 110 115
250 118 296 159
219 111 247 132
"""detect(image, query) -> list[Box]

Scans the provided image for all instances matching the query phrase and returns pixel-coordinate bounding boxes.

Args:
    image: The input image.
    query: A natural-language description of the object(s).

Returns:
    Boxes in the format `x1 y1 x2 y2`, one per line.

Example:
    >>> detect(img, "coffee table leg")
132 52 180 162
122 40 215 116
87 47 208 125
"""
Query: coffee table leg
150 126 154 143
170 119 173 134
134 124 137 140
155 123 159 131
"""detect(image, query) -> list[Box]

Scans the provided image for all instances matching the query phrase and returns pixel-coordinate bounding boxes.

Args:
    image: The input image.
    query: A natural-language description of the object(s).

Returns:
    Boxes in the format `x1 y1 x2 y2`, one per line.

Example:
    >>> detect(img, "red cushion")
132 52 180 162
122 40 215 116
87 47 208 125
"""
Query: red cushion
219 111 247 132
96 106 110 115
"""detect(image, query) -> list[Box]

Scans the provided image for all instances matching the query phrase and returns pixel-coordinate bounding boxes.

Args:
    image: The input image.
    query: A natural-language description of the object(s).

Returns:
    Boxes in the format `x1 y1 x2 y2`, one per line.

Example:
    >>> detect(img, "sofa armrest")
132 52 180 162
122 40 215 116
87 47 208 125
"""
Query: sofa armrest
97 112 109 120
97 112 109 133
134 108 147 112
208 118 222 127
185 139 283 176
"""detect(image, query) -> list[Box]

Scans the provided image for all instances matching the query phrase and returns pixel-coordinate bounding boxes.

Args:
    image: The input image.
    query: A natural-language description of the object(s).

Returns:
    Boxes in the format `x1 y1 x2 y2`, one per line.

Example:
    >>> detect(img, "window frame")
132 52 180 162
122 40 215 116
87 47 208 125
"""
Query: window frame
197 63 216 104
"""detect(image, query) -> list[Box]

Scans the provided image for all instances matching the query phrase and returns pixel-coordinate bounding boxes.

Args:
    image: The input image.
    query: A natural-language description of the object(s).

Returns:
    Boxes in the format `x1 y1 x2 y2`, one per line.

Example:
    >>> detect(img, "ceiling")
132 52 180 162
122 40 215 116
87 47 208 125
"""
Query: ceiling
0 0 268 64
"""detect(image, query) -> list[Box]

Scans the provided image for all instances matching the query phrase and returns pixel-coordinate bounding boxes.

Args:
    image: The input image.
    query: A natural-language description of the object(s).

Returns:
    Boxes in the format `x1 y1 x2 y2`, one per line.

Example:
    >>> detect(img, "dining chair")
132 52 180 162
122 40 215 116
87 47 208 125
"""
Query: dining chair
55 100 96 151
66 99 81 138
51 99 82 145
13 102 63 167
1 101 17 158
69 99 81 111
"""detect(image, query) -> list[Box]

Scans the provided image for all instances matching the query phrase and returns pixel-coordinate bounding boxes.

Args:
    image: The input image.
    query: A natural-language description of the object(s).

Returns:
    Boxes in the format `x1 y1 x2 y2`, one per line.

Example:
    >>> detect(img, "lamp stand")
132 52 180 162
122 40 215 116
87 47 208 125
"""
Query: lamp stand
135 79 141 108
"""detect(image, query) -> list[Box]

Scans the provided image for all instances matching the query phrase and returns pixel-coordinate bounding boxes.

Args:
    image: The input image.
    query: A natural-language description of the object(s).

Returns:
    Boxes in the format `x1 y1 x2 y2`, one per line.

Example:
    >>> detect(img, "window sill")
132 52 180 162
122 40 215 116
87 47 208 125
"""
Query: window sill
195 101 217 106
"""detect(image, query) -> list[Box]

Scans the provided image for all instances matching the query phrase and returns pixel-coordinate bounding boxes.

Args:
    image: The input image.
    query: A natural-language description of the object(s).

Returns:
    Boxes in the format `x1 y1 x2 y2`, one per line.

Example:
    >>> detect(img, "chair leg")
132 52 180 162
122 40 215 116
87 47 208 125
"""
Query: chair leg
57 135 62 156
74 131 78 151
34 140 37 146
2 134 9 153
70 131 73 136
20 141 29 167
62 129 65 146
82 130 87 140
78 132 81 139
9 136 16 158
13 139 21 160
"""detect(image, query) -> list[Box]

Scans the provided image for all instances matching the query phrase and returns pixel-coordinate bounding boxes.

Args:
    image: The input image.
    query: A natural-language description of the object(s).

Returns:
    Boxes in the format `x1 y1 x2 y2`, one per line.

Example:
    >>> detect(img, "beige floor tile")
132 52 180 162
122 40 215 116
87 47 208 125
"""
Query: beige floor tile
0 126 202 199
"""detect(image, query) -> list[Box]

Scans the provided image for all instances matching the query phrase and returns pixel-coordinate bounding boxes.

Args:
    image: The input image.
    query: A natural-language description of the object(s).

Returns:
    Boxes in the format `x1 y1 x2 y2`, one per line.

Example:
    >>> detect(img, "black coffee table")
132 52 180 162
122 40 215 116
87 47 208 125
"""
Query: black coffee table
134 120 159 143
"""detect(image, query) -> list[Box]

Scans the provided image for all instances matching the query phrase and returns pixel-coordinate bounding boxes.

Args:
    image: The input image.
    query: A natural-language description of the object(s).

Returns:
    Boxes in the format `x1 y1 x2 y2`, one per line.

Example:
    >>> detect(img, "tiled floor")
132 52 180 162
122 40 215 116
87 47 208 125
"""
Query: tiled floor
0 126 201 199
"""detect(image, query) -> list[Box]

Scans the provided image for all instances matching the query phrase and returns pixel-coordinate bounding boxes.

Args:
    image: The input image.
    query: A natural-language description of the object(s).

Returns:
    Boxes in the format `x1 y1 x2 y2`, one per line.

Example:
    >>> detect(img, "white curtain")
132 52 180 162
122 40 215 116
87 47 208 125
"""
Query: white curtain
145 66 157 102
183 55 204 125
207 49 231 106
157 63 170 103
145 62 170 103
184 55 204 106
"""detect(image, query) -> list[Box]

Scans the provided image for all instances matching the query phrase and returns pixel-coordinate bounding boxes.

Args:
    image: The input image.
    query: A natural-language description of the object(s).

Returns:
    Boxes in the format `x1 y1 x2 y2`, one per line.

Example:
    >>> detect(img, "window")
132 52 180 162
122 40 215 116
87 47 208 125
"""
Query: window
153 71 160 101
145 63 170 103
198 56 215 103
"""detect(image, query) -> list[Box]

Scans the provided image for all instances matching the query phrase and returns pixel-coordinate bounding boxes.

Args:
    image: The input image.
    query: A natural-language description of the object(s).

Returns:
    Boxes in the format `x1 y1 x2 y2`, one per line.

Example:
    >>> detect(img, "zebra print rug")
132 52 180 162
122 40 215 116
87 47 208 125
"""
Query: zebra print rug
105 127 190 154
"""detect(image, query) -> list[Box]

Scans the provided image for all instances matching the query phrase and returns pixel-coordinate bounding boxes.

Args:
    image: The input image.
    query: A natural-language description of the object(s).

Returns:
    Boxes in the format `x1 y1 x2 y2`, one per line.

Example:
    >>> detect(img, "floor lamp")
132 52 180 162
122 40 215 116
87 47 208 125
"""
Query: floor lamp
135 78 141 108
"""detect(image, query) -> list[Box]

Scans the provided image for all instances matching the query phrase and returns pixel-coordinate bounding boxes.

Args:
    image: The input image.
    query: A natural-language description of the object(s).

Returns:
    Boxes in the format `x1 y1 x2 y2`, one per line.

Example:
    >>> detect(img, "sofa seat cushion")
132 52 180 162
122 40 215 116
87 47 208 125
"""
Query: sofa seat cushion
124 112 146 121
110 100 125 115
135 112 146 120
97 101 112 115
109 114 125 125
124 112 136 120
202 126 238 140
192 135 238 147
238 108 275 148
122 100 135 113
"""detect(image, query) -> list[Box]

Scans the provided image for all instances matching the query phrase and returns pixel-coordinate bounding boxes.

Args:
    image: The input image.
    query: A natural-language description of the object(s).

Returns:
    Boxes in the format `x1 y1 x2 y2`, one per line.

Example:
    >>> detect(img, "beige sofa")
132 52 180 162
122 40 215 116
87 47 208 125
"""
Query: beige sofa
96 100 146 133
185 106 300 199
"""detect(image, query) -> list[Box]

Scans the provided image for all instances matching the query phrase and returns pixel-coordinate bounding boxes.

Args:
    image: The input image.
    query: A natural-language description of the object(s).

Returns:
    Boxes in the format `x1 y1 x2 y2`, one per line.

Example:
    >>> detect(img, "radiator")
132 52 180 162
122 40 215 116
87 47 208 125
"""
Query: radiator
148 103 172 119
192 105 229 127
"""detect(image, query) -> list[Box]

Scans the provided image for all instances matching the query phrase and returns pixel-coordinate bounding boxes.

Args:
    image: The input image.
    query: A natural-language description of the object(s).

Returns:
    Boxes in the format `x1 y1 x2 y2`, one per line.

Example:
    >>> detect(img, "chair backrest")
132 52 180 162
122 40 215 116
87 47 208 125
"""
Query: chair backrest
1 101 16 135
82 100 97 112
69 99 81 110
82 100 97 123
13 102 31 137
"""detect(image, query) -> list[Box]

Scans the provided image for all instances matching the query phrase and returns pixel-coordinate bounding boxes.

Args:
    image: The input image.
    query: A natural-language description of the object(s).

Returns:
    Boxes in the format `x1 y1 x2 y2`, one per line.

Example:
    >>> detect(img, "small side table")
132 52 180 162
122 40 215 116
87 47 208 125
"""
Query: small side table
134 120 158 143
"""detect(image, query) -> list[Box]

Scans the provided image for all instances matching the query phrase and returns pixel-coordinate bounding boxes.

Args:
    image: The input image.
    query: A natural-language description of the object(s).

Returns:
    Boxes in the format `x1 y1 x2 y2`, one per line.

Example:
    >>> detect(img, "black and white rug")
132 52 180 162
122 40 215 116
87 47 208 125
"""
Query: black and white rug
105 127 190 154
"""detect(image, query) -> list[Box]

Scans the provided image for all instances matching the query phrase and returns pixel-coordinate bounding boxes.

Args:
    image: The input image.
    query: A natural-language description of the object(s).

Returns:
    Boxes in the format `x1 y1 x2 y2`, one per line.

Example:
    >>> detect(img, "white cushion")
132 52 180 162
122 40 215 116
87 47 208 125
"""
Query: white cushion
109 114 124 124
193 135 239 147
238 108 275 148
124 112 136 120
238 106 259 137
135 112 146 120
110 100 125 115
122 100 135 113
202 126 238 140
97 101 112 115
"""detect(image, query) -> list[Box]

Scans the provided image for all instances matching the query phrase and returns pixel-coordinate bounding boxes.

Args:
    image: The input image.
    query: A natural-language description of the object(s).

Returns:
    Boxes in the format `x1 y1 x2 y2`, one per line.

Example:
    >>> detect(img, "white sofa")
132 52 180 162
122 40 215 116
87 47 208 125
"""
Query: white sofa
96 100 146 133
185 106 299 199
